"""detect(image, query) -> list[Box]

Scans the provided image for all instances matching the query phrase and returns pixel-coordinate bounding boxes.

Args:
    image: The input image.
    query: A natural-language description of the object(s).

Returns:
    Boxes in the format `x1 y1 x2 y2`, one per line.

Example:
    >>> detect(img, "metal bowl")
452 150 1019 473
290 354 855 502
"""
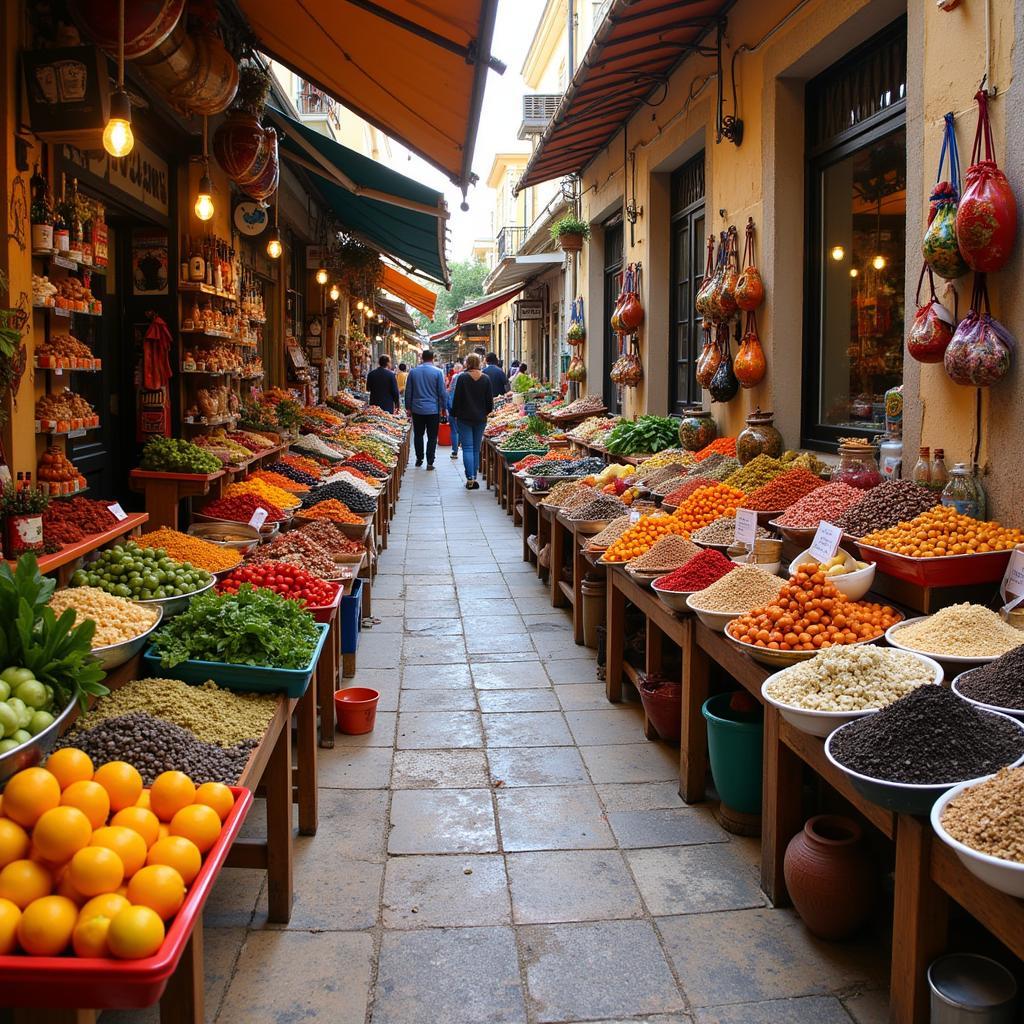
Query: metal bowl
191 511 280 542
187 521 261 555
951 670 1024 722
0 693 79 788
132 576 215 618
721 621 893 667
886 617 1010 673
91 604 164 670
651 578 693 613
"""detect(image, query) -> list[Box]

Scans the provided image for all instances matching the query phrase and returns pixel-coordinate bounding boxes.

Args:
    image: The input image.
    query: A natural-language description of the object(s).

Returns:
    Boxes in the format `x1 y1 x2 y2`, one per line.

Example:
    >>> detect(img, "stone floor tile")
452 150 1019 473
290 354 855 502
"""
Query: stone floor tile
217 930 372 1024
461 596 516 616
463 613 528 634
520 920 686 1022
333 710 397 747
501 561 537 574
373 927 526 1024
383 854 510 928
488 747 590 787
318 744 393 788
546 658 600 684
371 576 406 599
389 788 498 853
472 650 547 663
495 784 614 851
596 782 687 812
369 598 405 618
507 850 644 924
555 683 617 711
453 561 503 575
402 663 473 688
842 989 889 1024
414 584 457 601
478 689 560 713
522 611 574 628
566 708 647 745
405 616 465 635
580 742 680 784
316 789 389 862
609 807 728 849
472 660 550 688
202 867 263 929
483 711 572 747
466 632 537 654
368 616 404 634
397 710 483 749
657 907 886 1008
402 634 468 664
455 582 513 599
405 573 454 586
514 595 562 616
400 688 478 711
693 996 857 1024
627 843 764 916
392 749 490 789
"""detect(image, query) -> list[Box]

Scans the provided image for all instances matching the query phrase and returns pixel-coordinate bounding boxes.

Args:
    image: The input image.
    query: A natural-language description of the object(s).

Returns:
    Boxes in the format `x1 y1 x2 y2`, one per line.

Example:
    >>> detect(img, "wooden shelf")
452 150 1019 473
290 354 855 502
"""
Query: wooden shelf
33 304 102 318
32 250 106 274
7 511 147 574
177 281 238 300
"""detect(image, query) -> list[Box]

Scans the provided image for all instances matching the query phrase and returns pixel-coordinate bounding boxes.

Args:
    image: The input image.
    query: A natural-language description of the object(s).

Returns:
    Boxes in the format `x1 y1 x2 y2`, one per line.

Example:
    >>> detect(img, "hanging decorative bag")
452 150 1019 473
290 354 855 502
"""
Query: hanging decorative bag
567 297 586 346
716 225 740 322
703 233 729 322
694 235 716 318
923 112 968 280
610 280 626 332
736 217 765 311
907 264 955 364
566 355 586 382
610 336 642 387
944 275 1015 386
708 325 739 403
619 264 644 331
734 309 766 387
695 321 720 388
956 90 1017 272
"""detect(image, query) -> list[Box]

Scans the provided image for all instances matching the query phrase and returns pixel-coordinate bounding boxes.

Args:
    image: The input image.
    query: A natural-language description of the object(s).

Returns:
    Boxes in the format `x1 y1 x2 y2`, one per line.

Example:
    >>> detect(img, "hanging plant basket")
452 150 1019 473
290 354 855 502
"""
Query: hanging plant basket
550 215 590 254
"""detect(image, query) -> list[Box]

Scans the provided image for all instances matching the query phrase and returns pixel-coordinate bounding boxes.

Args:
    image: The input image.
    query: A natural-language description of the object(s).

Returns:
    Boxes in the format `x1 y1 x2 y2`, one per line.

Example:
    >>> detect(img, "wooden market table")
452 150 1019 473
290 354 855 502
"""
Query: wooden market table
128 469 225 532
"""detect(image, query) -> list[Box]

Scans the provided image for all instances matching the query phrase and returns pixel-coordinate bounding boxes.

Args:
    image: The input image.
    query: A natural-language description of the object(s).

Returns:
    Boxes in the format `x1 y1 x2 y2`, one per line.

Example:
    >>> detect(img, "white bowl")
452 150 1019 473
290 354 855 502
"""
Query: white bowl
951 669 1024 722
886 618 1008 670
787 548 876 601
651 578 693 612
932 775 1024 897
684 593 740 632
761 652 944 738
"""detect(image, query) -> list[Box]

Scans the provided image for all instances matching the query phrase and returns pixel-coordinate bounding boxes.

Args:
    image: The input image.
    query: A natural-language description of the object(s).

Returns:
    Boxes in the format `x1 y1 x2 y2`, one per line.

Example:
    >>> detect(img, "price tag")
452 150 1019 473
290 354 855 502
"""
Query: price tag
107 503 128 521
248 507 269 529
734 508 759 548
525 402 537 415
999 546 1024 605
54 366 62 377
808 521 843 564
629 509 641 524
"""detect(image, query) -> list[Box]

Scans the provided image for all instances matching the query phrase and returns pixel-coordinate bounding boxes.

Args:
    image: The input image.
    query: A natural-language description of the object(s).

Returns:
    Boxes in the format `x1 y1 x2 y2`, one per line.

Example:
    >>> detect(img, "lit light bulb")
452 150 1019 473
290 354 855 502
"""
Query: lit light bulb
266 226 282 259
316 266 328 285
329 283 340 301
194 173 214 222
872 255 886 270
102 91 134 158
849 268 859 278
356 300 364 310
830 245 845 261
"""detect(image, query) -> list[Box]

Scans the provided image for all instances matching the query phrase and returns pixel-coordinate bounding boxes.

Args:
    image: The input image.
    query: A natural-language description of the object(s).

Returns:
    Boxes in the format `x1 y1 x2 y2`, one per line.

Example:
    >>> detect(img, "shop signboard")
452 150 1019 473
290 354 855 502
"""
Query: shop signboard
61 139 169 221
514 300 543 321
22 46 110 148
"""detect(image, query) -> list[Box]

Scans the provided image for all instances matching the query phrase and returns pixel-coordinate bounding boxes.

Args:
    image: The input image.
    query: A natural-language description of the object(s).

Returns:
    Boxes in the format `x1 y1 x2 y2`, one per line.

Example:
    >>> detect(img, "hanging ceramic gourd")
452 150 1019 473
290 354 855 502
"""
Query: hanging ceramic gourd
566 355 586 382
567 298 586 346
956 90 1017 272
923 112 969 280
716 225 740 322
703 233 729 322
944 275 1015 386
736 217 765 311
610 275 626 332
619 264 644 331
694 235 716 318
609 337 642 387
907 264 955 363
695 321 720 388
708 324 739 403
734 309 766 387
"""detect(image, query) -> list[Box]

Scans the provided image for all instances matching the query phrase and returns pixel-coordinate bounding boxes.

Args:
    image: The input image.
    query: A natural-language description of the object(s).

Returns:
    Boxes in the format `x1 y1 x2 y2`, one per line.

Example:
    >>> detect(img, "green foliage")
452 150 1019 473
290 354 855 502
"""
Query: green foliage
413 259 490 337
604 416 681 455
525 414 550 436
140 437 221 474
513 372 538 393
1 483 48 515
550 215 590 243
273 397 303 432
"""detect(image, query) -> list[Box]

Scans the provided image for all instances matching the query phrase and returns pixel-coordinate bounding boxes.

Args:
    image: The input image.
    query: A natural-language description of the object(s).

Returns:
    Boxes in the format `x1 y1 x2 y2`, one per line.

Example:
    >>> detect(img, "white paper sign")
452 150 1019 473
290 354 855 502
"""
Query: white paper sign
808 521 843 564
734 509 759 548
1000 547 1024 605
107 503 128 521
629 509 641 524
248 507 269 529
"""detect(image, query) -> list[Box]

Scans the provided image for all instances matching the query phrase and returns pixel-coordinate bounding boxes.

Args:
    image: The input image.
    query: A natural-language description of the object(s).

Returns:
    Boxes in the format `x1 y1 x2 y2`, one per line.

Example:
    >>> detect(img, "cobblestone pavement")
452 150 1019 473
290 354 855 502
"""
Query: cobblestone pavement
106 454 891 1024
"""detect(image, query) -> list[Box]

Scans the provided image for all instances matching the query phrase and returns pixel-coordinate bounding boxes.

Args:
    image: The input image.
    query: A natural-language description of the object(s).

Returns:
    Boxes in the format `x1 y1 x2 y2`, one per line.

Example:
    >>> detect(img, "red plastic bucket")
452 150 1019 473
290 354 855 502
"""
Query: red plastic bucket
438 422 452 446
334 687 379 734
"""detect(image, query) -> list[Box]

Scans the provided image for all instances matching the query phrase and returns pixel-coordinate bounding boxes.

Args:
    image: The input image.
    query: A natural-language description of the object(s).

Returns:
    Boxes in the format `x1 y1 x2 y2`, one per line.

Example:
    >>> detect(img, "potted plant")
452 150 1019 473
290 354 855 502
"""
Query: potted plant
550 214 590 253
2 482 48 557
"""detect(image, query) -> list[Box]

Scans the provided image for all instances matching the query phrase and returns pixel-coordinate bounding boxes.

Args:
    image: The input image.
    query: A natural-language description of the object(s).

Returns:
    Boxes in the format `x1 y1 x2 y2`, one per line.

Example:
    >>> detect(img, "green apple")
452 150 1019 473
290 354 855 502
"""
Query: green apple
6 698 30 730
28 710 54 736
0 703 18 738
0 739 17 754
0 668 34 686
14 680 47 710
0 681 10 703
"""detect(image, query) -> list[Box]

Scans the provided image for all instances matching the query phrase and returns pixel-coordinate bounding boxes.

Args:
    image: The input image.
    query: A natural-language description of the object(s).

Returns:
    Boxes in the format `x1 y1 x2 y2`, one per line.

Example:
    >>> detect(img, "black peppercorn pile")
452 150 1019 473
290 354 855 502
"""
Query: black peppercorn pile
829 685 1024 784
265 461 319 487
57 711 257 785
836 480 939 538
957 645 1024 710
301 480 377 513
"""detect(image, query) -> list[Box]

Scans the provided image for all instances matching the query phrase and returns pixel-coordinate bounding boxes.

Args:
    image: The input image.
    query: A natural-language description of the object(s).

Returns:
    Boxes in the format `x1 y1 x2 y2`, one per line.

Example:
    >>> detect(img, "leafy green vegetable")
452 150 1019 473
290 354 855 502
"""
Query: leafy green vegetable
525 414 551 436
513 372 537 394
152 586 320 669
604 416 681 455
0 554 107 710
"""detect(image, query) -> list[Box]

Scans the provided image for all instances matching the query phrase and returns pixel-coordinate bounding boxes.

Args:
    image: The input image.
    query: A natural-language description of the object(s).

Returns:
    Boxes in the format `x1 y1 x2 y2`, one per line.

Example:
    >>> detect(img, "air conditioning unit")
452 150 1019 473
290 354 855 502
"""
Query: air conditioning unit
518 94 561 140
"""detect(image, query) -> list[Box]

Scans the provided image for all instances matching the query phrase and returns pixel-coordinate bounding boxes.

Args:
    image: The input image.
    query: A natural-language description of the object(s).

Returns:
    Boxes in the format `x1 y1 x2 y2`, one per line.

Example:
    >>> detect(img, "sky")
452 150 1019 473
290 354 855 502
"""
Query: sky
382 0 547 264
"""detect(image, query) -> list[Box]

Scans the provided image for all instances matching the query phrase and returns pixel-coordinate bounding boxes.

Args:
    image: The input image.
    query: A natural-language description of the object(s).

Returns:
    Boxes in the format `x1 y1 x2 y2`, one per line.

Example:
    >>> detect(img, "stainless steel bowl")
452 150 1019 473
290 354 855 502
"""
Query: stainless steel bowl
132 576 215 618
186 521 261 555
191 511 281 542
0 694 79 788
91 605 164 670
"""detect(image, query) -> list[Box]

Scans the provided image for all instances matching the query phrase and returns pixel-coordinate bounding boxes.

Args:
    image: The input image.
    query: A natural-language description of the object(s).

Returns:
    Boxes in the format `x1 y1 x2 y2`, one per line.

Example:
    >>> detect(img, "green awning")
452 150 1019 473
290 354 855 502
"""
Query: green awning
268 106 450 286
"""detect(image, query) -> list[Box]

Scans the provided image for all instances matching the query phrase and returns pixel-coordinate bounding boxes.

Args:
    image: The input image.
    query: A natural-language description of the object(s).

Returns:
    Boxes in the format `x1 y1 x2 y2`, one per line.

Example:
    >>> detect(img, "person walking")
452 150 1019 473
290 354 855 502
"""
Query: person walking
404 349 447 469
482 352 510 396
365 354 401 413
396 362 409 392
447 361 464 460
450 353 493 489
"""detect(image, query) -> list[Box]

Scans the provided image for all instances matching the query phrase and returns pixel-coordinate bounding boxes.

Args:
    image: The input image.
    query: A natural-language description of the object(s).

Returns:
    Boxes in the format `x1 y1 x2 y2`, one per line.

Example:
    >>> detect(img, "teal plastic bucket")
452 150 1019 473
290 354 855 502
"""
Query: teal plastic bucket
702 693 764 815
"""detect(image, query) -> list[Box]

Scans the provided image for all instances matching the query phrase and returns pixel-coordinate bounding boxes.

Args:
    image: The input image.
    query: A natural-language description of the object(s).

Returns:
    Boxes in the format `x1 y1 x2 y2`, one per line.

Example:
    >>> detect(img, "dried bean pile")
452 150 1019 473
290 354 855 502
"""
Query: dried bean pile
829 685 1024 785
696 454 741 481
266 461 320 486
957 646 1024 709
776 482 865 528
893 603 1024 658
560 486 602 513
689 565 782 613
628 535 700 572
742 469 824 512
297 520 365 555
587 515 633 549
835 480 939 537
723 454 786 493
692 516 770 546
640 463 693 488
567 495 626 521
302 479 376 513
540 481 586 507
941 767 1024 862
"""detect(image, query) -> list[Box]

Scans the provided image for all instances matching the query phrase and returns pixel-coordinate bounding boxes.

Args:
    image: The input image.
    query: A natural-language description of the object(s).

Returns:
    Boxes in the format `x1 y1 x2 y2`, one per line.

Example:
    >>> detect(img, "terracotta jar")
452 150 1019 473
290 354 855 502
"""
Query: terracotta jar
736 408 783 465
783 815 874 940
677 406 716 451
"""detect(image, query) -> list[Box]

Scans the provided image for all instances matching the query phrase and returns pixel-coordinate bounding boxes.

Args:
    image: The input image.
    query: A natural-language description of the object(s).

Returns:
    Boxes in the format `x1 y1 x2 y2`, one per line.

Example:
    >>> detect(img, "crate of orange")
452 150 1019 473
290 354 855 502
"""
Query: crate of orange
724 562 902 667
0 752 252 1008
671 483 746 535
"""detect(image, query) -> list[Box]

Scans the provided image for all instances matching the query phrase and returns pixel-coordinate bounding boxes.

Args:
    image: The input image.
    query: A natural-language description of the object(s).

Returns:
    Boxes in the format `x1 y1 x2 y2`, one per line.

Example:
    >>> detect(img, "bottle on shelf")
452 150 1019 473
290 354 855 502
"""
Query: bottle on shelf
930 448 948 492
67 178 84 262
181 235 191 283
213 241 223 292
93 203 108 268
81 199 94 266
30 163 53 251
941 462 981 519
189 237 205 283
911 447 930 487
53 174 69 253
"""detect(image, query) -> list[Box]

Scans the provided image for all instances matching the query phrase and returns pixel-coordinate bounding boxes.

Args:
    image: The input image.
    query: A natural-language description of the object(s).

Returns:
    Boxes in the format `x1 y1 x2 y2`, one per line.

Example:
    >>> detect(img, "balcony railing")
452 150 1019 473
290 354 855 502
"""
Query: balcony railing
497 225 527 260
296 84 341 130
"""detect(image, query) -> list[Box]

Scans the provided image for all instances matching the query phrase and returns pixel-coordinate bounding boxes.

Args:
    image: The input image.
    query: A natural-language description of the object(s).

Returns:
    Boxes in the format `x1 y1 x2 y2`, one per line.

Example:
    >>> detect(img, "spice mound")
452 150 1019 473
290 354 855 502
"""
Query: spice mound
891 604 1023 658
587 515 633 551
764 647 936 712
956 646 1024 709
689 565 782 614
828 685 1024 785
136 528 242 573
627 535 700 573
48 587 159 648
300 498 366 525
567 495 626 522
835 480 939 538
775 482 865 529
742 468 824 512
692 516 770 546
941 767 1024 862
859 505 1024 556
655 549 735 592
671 484 746 536
723 454 785 493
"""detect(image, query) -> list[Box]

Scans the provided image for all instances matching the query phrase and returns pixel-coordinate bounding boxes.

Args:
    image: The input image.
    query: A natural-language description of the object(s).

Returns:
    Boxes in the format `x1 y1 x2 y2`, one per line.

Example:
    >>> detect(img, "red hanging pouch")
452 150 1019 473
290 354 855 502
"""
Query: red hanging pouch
907 265 954 364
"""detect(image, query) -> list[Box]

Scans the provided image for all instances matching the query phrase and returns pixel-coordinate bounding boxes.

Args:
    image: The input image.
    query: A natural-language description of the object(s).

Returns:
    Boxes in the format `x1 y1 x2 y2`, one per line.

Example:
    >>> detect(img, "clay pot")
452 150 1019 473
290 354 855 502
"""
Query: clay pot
214 112 271 182
783 815 874 940
239 132 279 202
69 0 185 58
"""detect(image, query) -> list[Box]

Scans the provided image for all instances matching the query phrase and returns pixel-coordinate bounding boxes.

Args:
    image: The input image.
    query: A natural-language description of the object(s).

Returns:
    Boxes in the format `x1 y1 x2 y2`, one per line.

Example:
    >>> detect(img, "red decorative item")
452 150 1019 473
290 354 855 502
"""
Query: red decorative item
143 314 173 390
907 265 954 364
956 90 1017 272
944 274 1015 386
695 322 720 388
240 133 280 203
734 310 766 387
736 217 765 311
68 0 185 58
213 113 271 183
619 264 644 331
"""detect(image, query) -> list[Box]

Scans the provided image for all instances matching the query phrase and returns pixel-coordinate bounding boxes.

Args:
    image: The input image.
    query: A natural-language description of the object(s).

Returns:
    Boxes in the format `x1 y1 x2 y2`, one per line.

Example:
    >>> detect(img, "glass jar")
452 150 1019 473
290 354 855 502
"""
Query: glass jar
941 463 981 519
832 441 883 490
736 408 783 465
677 406 717 451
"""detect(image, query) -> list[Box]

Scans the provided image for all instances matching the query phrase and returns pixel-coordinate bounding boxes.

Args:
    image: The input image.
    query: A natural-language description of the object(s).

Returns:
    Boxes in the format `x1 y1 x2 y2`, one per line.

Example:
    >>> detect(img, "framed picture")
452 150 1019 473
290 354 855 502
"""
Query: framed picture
132 229 168 296
22 46 110 148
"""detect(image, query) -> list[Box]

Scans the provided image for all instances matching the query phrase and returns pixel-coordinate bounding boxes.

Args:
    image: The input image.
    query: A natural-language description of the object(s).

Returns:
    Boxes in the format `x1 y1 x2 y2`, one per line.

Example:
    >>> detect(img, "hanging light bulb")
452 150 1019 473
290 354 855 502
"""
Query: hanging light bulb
849 268 859 278
102 0 134 158
266 192 282 258
872 254 886 270
329 283 340 301
193 117 214 221
377 312 384 322
356 299 364 310
830 245 845 261
315 262 328 286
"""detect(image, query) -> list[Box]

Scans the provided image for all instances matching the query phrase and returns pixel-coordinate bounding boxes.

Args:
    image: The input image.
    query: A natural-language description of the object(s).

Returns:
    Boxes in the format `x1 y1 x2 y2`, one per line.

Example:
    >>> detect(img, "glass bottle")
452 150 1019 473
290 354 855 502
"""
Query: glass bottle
912 447 931 487
930 448 948 492
53 174 69 252
941 463 981 519
971 464 988 520
833 440 883 490
189 237 205 282
180 235 190 283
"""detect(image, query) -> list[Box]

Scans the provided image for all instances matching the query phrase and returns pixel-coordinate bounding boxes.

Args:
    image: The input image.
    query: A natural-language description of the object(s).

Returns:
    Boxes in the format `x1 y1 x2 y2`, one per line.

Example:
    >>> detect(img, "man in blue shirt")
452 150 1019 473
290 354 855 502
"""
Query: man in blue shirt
366 355 401 414
404 349 448 469
482 352 510 396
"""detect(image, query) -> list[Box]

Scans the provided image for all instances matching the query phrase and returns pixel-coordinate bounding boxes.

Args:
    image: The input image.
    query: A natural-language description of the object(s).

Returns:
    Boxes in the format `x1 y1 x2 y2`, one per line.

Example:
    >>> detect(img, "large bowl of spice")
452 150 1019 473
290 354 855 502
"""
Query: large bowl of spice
652 549 737 613
761 646 943 737
885 605 1024 672
825 686 1024 816
625 536 700 589
931 767 1024 898
686 565 785 633
950 644 1024 722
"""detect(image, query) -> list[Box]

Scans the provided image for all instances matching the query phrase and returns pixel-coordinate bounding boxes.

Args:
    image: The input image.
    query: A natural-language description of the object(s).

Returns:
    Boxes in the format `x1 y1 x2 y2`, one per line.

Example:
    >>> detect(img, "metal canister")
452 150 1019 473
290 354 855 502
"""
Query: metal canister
928 954 1017 1023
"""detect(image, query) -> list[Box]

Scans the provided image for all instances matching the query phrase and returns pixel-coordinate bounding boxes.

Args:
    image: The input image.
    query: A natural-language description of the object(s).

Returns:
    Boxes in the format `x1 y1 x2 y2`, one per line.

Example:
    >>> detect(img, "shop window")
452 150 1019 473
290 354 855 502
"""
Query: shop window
802 19 907 449
669 152 705 412
602 215 624 411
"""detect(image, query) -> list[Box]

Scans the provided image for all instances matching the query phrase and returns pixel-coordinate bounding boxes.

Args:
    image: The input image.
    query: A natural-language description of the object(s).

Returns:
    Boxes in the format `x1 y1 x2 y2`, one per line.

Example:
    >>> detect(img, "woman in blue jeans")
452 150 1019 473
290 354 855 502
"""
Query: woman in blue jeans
450 353 493 489
446 361 463 459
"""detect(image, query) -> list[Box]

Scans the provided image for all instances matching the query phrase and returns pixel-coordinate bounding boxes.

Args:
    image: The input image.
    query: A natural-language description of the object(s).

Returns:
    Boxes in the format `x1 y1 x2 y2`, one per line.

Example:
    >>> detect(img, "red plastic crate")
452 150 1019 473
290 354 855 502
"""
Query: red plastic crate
310 581 343 623
0 786 253 1010
856 543 1013 588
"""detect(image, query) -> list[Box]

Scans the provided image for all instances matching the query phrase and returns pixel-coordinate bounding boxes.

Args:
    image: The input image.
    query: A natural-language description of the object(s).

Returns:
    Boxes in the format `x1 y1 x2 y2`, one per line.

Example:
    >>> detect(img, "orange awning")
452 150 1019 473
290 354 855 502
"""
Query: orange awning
236 0 503 190
380 264 437 319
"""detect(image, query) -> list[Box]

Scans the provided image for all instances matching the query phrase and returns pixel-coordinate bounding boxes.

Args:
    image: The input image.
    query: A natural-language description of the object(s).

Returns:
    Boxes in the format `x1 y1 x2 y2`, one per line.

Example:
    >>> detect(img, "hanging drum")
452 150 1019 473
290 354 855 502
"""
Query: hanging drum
240 131 279 203
69 0 185 58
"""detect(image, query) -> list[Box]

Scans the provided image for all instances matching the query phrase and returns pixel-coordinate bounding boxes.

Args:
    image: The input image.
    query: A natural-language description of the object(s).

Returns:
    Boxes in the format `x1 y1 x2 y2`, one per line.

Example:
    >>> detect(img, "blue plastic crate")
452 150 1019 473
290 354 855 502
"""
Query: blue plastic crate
141 622 329 698
341 578 363 654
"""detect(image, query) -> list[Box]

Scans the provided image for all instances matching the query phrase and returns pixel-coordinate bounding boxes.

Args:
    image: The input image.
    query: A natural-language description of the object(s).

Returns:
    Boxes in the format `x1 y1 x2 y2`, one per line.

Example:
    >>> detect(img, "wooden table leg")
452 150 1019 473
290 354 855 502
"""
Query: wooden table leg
760 706 804 904
294 684 318 837
571 532 585 646
550 518 567 608
265 714 294 923
317 613 338 748
159 921 204 1024
679 618 709 803
890 815 949 1024
537 509 551 583
642 618 664 739
523 501 535 564
605 571 626 703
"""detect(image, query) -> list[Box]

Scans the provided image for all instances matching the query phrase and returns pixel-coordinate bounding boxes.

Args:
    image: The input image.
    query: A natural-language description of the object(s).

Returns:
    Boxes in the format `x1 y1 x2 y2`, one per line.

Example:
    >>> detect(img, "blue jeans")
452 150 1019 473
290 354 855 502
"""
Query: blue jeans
449 414 459 453
457 420 485 480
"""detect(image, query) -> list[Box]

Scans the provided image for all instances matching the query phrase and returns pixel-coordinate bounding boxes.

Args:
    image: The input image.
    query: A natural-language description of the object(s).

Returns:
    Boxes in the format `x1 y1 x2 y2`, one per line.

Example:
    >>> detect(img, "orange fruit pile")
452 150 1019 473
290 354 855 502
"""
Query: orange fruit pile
694 437 737 461
727 563 901 652
300 498 365 524
670 484 746 535
602 514 691 562
859 505 1024 557
0 751 233 961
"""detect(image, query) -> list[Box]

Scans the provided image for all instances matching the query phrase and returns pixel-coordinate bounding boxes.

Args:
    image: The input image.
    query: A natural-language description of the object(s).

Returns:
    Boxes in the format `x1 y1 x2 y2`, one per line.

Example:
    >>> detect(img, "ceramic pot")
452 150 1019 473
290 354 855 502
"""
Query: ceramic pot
784 815 874 940
214 111 270 182
677 405 716 451
558 232 584 253
240 133 279 202
736 408 783 464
